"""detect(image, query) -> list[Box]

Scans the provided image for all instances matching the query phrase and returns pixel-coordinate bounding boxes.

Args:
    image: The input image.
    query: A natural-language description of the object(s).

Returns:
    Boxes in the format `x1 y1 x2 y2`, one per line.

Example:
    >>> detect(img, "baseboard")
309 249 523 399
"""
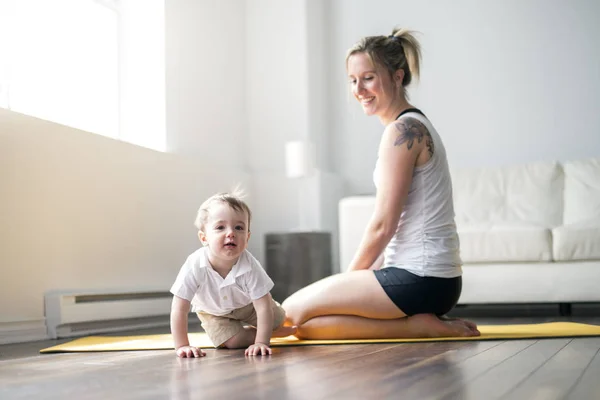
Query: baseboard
0 314 202 345
450 302 600 318
0 319 48 345
53 312 203 339
55 315 172 338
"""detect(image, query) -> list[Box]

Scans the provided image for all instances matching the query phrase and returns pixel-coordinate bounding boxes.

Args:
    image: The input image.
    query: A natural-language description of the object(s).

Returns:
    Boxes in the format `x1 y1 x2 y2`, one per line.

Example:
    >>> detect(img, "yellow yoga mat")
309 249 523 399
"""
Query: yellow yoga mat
39 322 600 353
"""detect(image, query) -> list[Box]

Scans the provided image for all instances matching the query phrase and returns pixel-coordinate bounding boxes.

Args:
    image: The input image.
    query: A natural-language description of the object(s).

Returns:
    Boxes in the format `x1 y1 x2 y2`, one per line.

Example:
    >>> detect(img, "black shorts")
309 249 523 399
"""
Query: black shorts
373 267 462 316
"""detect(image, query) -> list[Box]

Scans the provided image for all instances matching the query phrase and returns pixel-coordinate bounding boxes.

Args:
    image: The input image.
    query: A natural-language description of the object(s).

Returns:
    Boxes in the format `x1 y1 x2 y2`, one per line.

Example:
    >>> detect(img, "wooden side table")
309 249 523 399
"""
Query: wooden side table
265 231 333 303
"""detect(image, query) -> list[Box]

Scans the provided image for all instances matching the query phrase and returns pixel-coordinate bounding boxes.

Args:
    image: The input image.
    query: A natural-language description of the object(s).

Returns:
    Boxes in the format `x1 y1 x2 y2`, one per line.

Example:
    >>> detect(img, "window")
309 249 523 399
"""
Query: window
1 0 119 139
1 0 166 151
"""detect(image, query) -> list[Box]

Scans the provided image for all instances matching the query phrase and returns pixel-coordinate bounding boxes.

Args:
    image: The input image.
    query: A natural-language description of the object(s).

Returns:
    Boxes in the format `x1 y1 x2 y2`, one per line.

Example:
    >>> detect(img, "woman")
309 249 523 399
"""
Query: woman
282 28 480 340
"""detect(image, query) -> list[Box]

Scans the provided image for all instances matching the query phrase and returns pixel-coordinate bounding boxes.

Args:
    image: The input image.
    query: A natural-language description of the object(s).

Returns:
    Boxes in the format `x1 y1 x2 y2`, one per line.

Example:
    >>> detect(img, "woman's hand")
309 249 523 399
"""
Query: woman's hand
245 342 272 356
176 345 206 358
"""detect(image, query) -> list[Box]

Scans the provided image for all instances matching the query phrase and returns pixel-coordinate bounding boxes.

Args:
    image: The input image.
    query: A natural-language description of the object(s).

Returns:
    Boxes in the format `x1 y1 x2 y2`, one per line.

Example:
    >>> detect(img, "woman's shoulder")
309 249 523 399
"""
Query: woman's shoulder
384 115 430 151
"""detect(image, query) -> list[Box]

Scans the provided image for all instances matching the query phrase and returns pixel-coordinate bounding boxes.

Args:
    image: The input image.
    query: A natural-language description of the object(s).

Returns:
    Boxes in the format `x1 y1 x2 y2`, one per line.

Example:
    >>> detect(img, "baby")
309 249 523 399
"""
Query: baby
170 190 297 357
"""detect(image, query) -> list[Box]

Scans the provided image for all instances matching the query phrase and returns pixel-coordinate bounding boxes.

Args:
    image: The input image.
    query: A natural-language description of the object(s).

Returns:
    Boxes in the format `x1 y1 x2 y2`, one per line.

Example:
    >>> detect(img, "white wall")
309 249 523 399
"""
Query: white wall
245 0 309 174
244 0 310 262
329 0 600 195
245 0 343 270
0 109 248 330
165 0 247 167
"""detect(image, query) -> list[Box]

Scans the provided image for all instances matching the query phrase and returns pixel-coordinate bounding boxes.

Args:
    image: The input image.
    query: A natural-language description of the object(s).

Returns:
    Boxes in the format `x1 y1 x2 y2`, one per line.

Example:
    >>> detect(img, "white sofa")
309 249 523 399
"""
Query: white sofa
338 157 600 306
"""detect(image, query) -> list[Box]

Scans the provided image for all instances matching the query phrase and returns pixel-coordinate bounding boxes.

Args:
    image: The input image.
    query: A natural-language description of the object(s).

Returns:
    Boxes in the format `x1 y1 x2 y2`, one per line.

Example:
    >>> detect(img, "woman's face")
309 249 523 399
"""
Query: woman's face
347 52 398 118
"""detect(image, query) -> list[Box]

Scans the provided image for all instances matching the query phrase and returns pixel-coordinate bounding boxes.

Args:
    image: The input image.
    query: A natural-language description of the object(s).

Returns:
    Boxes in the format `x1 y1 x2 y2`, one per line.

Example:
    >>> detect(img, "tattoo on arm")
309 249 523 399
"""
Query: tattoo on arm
393 118 435 157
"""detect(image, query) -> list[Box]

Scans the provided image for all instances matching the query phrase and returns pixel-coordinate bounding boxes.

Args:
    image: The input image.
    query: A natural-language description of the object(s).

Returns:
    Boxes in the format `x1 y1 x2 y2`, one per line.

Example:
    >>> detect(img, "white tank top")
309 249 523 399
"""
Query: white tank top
374 111 462 278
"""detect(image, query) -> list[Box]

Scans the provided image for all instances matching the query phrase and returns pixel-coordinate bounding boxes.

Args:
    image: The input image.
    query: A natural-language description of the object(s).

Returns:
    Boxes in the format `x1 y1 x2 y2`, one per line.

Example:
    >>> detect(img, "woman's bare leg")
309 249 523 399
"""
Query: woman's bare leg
282 270 479 339
296 314 479 340
282 270 406 326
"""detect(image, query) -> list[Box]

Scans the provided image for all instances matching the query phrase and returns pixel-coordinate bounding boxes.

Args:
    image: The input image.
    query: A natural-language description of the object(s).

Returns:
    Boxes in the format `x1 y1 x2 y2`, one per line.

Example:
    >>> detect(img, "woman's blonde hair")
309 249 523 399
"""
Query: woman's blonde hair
194 185 252 232
346 28 422 88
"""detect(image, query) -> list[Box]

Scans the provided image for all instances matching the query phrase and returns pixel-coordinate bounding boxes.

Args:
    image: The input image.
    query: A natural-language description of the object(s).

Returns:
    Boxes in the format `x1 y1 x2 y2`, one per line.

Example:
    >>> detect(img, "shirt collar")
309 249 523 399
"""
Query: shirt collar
221 250 252 286
200 248 252 287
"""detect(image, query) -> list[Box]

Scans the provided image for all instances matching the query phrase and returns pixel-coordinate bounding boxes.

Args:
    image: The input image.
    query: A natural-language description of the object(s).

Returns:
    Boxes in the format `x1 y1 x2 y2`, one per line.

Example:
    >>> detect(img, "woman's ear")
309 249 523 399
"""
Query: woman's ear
395 69 405 87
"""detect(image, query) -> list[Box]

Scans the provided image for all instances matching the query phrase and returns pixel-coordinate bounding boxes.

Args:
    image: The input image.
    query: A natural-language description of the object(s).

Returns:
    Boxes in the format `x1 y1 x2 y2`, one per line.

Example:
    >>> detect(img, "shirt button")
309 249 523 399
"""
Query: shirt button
223 296 228 300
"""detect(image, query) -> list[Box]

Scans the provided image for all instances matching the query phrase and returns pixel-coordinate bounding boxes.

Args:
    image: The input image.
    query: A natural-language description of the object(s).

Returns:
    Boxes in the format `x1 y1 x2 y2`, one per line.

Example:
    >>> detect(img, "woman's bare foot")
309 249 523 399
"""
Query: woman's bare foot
272 325 298 338
409 314 480 338
439 316 480 336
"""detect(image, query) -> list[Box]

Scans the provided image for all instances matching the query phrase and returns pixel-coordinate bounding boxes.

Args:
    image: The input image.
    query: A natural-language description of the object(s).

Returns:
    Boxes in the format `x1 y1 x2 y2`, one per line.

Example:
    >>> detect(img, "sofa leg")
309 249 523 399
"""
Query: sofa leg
559 303 572 317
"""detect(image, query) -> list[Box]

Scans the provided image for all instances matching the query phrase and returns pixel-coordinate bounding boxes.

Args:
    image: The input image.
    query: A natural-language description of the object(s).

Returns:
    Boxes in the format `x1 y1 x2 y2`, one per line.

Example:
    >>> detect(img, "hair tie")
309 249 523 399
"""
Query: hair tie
389 35 403 47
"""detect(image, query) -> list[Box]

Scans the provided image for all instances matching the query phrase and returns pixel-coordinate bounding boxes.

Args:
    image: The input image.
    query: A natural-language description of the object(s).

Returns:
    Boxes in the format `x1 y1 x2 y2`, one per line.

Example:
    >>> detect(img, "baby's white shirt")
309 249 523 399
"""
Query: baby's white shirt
170 247 274 316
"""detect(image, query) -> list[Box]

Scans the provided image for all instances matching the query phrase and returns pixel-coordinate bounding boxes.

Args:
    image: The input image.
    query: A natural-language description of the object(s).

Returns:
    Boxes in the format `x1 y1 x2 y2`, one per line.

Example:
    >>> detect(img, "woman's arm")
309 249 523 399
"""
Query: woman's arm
346 118 426 271
369 252 384 270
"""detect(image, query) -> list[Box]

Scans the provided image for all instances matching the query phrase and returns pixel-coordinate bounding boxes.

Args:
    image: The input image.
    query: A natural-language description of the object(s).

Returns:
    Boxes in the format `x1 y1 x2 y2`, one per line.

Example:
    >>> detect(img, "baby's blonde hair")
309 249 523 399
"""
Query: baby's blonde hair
194 186 252 232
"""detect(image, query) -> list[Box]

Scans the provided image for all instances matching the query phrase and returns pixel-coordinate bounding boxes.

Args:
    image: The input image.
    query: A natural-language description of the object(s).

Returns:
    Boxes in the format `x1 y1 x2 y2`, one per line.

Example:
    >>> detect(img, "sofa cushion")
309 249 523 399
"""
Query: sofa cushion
552 220 600 261
451 161 563 228
563 157 600 225
458 223 552 263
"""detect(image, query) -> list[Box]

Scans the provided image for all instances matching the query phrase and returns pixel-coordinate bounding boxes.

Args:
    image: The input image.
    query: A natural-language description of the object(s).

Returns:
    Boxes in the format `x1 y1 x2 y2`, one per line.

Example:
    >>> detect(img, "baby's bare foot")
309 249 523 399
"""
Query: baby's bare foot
273 325 298 338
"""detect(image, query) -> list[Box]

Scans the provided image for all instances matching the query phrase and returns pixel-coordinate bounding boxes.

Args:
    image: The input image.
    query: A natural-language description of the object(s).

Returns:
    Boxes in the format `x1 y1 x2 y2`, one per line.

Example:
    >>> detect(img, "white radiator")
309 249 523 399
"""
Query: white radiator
45 289 174 339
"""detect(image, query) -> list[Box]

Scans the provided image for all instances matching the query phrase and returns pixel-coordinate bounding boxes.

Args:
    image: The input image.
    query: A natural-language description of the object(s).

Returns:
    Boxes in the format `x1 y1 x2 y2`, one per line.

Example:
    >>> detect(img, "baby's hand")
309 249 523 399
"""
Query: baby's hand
245 342 272 356
176 345 206 358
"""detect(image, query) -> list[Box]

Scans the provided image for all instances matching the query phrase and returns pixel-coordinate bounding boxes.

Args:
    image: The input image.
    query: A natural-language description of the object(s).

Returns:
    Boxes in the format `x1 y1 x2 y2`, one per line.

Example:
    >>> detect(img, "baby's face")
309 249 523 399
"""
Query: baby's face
200 202 250 262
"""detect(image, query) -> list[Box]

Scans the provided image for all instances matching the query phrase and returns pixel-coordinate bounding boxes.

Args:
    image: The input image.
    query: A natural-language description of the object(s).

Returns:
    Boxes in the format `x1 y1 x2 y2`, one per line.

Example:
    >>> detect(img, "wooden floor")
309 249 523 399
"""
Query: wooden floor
2 313 600 400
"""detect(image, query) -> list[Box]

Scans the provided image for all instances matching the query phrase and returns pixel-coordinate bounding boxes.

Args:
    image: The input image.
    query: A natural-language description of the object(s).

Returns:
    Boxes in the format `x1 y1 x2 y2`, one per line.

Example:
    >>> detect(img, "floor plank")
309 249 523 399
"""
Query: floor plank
565 342 600 400
279 343 463 400
502 337 600 400
440 339 571 400
391 339 536 399
371 340 504 399
199 344 408 399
